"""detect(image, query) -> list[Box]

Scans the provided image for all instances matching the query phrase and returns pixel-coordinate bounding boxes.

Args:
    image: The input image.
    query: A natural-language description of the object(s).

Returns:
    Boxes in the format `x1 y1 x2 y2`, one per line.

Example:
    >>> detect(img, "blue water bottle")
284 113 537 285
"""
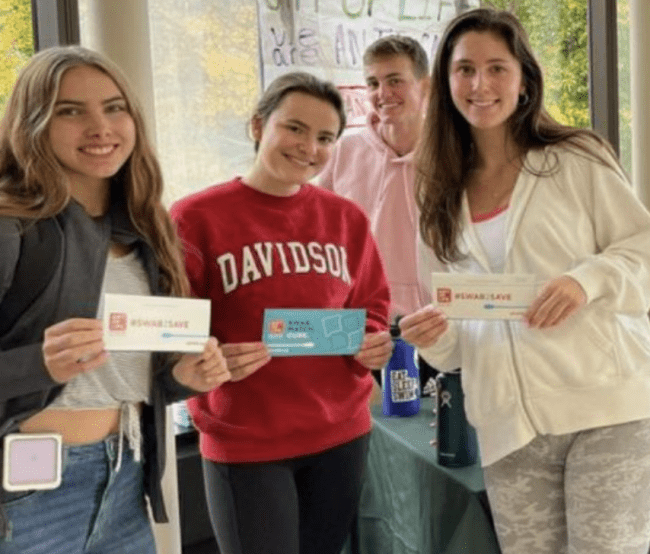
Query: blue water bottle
382 320 420 417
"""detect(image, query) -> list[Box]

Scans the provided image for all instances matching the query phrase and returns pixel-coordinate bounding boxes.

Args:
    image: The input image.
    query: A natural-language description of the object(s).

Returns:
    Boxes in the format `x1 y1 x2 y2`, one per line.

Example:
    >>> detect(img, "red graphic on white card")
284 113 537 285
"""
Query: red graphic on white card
437 288 452 304
109 312 128 332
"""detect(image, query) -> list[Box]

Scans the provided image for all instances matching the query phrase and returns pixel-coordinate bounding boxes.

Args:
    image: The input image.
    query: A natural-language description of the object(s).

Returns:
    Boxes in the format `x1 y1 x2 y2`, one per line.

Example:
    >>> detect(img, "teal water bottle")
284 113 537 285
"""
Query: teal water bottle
435 370 478 467
381 321 420 417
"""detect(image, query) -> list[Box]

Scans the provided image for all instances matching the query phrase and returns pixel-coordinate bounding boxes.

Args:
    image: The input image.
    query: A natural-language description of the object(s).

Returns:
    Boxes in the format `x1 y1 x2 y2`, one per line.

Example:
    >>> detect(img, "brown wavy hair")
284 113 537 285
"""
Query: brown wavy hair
0 45 188 296
252 71 346 152
363 35 429 79
416 8 620 263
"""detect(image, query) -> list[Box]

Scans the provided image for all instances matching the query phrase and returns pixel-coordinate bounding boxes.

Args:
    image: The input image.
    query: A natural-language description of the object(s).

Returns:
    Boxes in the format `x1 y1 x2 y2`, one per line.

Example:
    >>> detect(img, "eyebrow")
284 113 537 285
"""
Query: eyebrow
366 72 402 82
286 118 337 138
452 57 511 65
54 95 126 106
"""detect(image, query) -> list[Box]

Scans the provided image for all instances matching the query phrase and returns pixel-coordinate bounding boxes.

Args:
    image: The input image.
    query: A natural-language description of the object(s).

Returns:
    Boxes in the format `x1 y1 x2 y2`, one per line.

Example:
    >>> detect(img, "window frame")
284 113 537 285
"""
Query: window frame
31 0 622 155
31 0 79 50
588 0 620 155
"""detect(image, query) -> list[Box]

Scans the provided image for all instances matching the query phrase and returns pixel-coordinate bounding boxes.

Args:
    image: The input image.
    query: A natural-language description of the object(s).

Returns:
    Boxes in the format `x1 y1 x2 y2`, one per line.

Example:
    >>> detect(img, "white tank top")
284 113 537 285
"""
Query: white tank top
472 206 509 273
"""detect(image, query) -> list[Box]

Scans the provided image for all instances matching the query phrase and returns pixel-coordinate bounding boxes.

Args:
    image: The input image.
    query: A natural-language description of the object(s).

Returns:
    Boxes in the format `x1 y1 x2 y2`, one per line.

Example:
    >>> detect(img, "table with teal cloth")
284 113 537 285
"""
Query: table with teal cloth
342 397 501 554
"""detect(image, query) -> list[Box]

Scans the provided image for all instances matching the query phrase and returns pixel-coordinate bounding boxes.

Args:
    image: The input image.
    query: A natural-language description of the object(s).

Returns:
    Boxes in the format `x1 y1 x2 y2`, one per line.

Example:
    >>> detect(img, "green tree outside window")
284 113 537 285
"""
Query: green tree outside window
479 0 632 174
0 0 34 116
481 0 590 128
617 0 631 174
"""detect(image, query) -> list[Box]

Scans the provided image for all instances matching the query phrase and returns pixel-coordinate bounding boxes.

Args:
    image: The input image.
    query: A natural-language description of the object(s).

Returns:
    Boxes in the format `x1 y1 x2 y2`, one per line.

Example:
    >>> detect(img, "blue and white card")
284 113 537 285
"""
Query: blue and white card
262 309 366 356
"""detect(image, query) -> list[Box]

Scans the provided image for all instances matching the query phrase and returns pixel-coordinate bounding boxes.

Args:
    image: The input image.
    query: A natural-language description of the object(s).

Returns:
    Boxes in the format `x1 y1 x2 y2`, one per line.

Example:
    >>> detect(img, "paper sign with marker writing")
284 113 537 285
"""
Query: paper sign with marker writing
103 293 210 352
262 309 366 356
431 273 537 320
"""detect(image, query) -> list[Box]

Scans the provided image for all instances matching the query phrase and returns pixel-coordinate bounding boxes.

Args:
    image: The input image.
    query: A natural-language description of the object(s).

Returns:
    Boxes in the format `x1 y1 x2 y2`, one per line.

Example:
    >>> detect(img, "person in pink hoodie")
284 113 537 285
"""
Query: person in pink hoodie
319 35 430 319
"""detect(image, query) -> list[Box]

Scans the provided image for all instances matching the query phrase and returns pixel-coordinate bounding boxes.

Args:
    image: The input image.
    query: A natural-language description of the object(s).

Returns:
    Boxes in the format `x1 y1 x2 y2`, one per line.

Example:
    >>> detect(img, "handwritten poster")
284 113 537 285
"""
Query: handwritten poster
256 0 479 88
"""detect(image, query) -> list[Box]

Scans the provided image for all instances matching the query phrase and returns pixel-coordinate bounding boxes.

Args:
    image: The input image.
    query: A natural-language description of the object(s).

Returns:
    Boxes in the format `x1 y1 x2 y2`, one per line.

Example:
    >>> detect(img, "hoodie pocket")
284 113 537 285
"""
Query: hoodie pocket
520 310 617 393
610 314 650 379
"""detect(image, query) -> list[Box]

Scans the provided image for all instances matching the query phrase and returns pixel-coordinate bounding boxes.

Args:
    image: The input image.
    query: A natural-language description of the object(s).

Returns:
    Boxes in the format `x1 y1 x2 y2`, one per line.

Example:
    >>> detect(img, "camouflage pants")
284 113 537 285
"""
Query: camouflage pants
483 419 650 554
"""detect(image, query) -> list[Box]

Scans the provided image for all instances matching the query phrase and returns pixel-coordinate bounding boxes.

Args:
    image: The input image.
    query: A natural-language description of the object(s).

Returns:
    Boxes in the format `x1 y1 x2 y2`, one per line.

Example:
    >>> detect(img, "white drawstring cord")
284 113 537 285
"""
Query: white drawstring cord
114 403 142 472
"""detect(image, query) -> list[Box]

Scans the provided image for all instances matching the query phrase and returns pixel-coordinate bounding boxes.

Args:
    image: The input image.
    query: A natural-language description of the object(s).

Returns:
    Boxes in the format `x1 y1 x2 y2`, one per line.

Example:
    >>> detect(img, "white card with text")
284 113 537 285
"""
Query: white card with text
103 293 210 352
431 273 537 319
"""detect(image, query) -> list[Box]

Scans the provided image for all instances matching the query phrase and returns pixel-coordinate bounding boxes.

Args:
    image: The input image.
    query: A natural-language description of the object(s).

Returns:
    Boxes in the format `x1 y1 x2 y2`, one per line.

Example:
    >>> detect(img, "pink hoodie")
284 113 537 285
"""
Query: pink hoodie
319 112 428 317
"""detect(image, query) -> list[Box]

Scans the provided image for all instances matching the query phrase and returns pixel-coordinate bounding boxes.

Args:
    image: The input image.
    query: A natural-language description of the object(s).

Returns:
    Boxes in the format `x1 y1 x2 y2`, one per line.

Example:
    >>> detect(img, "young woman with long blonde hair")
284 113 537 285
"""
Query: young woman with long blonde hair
0 46 229 554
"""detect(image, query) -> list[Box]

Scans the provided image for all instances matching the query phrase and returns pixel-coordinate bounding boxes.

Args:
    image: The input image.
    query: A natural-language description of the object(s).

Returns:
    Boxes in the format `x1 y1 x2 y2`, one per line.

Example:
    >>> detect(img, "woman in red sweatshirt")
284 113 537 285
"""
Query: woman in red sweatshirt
171 72 392 554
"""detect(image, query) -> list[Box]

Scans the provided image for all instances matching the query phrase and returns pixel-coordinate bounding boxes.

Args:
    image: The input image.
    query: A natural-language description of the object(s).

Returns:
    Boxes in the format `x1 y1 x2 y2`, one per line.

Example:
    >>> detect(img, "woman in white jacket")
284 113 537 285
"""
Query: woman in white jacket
400 8 650 554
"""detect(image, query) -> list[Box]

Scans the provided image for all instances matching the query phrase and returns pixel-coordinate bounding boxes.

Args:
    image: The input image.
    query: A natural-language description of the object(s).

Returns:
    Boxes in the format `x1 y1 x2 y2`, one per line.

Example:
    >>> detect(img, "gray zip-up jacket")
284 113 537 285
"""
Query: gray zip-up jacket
0 198 196 532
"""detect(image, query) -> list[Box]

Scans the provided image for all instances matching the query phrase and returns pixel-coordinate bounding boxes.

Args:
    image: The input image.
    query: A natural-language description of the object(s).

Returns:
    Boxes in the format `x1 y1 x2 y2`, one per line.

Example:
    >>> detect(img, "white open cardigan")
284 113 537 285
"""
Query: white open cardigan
417 143 650 466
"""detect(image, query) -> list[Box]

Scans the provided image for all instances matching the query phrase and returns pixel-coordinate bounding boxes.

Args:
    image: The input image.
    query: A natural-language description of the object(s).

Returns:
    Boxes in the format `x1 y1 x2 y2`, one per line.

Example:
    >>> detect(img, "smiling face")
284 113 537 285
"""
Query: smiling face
448 31 525 139
364 54 429 130
247 91 341 196
48 65 136 199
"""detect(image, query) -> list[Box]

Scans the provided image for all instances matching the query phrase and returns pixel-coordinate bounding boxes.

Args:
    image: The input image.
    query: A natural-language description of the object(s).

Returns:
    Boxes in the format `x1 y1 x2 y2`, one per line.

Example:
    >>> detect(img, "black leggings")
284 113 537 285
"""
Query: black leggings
201 433 370 554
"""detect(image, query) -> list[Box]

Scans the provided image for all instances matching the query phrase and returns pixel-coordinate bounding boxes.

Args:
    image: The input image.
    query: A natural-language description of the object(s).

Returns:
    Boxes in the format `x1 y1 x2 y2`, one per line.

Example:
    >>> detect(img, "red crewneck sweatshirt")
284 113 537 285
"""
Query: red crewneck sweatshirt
171 178 390 462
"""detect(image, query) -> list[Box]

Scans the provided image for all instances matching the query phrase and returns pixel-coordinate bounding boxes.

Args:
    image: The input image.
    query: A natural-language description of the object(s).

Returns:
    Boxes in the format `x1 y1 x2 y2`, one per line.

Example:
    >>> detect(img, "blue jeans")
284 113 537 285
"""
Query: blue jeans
0 435 156 554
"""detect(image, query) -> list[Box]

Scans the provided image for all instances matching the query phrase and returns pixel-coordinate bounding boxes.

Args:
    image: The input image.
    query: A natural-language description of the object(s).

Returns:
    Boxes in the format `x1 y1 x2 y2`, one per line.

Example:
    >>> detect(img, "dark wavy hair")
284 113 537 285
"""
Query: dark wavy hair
416 8 619 263
0 45 189 296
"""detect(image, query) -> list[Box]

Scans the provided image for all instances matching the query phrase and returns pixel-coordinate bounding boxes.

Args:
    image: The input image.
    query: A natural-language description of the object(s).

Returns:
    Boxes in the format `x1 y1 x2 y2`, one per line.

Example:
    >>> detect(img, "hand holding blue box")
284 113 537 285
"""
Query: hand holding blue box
262 309 366 356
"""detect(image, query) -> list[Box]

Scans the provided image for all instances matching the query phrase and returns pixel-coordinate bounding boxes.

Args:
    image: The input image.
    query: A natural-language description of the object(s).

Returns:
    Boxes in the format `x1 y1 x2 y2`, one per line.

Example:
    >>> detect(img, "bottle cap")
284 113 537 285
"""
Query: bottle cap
390 315 403 338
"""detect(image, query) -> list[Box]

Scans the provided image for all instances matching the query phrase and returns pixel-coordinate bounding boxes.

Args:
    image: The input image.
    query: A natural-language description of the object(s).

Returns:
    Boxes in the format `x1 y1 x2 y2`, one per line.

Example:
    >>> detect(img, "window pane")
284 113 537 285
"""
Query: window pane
147 0 261 203
482 0 590 128
0 0 35 116
617 0 632 175
79 0 261 204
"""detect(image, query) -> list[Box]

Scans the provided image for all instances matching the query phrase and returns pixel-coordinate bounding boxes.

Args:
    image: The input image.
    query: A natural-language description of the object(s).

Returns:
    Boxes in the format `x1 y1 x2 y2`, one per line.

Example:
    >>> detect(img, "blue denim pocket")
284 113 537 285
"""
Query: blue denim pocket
1 438 155 554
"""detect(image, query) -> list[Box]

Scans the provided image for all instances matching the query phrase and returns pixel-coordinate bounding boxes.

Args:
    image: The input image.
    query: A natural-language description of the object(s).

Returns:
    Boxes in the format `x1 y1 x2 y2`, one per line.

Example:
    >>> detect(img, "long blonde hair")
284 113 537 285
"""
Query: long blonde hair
0 45 188 296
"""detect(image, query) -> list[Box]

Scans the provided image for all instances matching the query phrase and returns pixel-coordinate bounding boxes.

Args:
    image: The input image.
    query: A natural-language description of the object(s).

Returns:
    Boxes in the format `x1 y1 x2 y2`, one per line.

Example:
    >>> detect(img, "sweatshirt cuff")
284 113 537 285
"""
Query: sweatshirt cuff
564 262 601 304
415 323 460 372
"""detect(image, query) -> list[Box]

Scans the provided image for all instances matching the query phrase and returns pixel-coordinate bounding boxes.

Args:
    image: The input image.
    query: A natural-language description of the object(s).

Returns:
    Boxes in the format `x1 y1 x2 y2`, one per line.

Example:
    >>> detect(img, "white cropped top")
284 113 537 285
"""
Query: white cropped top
46 248 152 462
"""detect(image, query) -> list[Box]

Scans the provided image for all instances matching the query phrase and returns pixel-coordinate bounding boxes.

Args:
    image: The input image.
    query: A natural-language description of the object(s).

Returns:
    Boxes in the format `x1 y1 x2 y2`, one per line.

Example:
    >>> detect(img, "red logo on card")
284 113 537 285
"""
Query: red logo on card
268 319 285 335
437 288 452 304
109 312 128 331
